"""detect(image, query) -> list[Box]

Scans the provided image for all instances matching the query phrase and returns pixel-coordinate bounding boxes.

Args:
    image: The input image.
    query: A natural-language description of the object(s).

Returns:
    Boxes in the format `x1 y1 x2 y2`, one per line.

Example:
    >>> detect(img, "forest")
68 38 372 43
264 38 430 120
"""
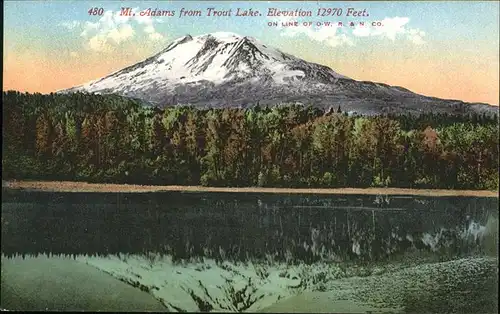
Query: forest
2 91 499 190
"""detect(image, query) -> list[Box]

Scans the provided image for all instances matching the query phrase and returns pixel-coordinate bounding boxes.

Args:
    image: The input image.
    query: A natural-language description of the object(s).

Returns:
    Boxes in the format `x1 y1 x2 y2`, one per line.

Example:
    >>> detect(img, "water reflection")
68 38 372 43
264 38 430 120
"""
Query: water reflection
1 191 497 262
1 191 498 313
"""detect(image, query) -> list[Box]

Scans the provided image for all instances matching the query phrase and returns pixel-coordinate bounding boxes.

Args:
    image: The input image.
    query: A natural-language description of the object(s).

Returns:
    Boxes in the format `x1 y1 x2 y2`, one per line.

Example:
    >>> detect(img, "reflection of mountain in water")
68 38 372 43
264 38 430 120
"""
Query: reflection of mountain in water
1 191 497 263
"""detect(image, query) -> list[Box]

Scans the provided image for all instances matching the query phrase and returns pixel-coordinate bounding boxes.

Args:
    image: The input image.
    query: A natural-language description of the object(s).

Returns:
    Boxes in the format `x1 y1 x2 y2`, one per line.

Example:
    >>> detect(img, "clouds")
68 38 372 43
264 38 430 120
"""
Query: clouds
272 15 426 47
361 17 410 40
62 8 427 53
282 25 354 48
86 23 135 52
134 10 165 42
59 20 81 30
61 8 166 53
352 17 426 45
407 28 426 45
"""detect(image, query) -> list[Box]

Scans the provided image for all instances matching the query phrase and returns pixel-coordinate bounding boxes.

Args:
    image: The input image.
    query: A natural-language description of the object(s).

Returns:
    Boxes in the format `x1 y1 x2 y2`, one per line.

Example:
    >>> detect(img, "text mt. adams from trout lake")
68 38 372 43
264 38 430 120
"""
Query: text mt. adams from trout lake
116 7 366 18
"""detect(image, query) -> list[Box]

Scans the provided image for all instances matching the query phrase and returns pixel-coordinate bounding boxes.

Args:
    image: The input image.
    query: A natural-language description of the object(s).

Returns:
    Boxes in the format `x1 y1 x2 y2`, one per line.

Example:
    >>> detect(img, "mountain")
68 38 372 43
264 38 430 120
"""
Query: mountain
61 32 498 116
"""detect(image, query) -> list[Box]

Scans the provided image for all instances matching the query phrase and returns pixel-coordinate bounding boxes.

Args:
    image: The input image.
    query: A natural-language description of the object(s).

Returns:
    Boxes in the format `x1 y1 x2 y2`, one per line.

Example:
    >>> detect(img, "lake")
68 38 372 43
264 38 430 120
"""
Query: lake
1 190 498 312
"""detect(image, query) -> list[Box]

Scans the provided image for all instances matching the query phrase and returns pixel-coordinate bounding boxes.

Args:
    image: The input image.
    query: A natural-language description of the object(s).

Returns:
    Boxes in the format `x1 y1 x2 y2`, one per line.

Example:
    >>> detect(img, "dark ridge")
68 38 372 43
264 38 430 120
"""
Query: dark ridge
184 35 220 68
190 42 240 75
167 302 186 312
160 34 194 54
222 38 271 70
184 287 213 312
286 61 340 84
280 51 293 61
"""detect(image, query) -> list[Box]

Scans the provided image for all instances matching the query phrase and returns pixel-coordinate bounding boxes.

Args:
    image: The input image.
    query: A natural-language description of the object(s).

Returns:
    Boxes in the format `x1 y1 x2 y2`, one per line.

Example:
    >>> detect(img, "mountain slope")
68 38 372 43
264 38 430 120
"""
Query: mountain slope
61 32 498 115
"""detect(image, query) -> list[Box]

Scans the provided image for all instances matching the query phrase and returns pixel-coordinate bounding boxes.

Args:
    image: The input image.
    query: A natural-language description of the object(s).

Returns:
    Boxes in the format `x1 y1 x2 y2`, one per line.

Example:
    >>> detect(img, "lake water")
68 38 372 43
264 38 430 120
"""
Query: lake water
1 190 498 312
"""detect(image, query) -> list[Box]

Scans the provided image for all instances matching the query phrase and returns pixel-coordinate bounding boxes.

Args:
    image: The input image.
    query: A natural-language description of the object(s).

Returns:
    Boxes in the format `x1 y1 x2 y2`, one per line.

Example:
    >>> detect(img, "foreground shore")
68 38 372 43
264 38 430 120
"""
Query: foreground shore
2 254 497 312
3 180 498 197
0 255 168 311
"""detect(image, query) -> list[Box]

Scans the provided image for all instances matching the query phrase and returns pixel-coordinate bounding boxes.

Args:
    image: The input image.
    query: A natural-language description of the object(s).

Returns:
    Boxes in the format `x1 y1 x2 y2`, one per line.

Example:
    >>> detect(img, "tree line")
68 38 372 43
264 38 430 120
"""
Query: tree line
2 91 499 189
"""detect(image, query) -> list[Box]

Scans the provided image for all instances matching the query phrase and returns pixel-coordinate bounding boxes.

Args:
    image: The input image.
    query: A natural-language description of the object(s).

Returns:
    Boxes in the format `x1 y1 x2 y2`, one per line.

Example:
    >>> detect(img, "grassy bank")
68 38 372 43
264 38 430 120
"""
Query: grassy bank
3 180 498 197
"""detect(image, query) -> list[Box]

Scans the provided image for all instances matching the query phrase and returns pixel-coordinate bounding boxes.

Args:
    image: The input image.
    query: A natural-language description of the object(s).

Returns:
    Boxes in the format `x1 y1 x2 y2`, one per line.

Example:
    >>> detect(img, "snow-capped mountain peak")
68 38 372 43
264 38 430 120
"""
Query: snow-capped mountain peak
60 32 497 115
65 32 347 101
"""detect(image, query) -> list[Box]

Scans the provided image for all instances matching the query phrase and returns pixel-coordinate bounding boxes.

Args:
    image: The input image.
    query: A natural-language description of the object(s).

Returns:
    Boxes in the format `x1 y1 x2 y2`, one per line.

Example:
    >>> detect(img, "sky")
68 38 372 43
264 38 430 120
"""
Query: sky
3 0 499 105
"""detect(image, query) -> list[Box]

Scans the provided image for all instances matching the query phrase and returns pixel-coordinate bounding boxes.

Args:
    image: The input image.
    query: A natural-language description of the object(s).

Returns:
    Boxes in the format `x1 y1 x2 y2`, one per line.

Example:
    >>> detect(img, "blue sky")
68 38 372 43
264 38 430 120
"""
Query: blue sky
3 1 499 105
5 1 499 42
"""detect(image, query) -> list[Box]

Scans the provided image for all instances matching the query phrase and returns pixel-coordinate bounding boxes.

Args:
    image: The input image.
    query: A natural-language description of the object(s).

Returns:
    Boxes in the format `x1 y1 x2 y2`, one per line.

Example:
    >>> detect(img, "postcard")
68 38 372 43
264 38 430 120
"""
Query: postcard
2 1 499 312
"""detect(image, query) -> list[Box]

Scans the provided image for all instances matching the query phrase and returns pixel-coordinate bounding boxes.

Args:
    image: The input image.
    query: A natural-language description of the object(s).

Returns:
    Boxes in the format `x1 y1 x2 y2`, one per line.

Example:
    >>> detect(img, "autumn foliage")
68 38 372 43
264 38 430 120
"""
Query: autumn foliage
3 91 498 189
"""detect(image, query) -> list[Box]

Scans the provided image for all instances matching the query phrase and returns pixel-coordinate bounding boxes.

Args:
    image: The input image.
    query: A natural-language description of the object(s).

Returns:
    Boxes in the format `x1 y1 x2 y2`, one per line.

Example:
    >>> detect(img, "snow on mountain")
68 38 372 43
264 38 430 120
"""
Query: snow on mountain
61 32 498 116
66 32 345 98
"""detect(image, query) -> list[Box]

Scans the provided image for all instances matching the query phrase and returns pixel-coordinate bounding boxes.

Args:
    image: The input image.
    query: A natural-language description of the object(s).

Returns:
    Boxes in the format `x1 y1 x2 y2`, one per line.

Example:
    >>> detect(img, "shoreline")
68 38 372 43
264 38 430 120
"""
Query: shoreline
2 253 496 313
2 180 498 197
0 254 168 311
